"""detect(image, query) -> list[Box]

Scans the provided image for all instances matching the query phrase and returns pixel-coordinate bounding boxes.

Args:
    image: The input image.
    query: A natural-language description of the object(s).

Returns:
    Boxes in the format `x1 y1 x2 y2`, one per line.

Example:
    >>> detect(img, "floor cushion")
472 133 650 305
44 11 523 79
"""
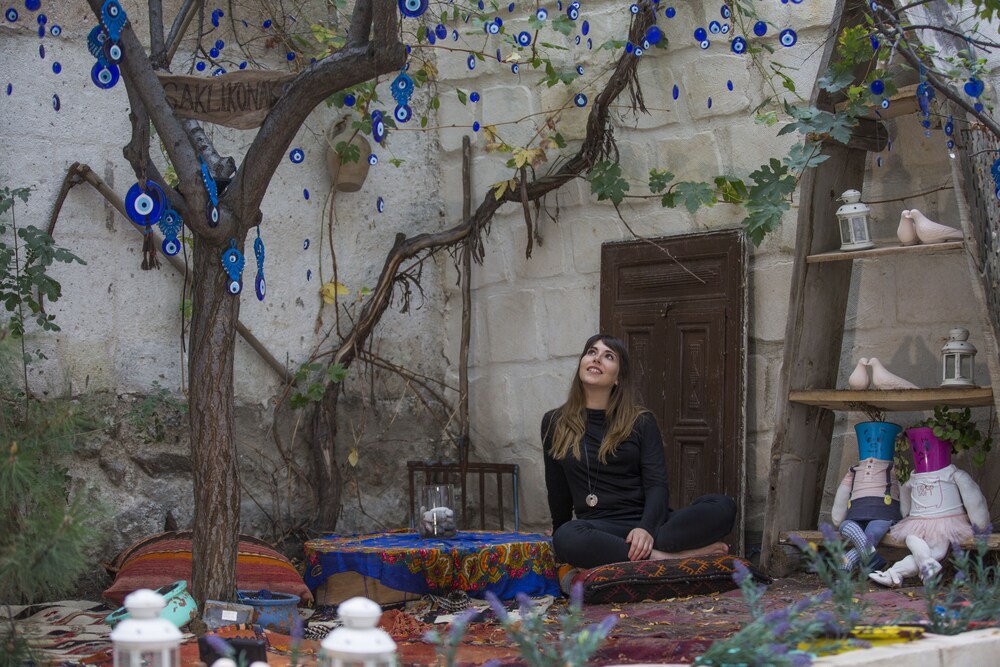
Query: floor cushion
103 530 312 606
574 554 770 604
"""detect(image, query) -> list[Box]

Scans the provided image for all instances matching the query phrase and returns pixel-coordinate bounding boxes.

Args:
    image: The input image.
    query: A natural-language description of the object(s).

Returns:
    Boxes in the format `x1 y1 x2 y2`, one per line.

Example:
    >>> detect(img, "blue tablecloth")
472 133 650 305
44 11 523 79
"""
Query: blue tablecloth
304 530 559 599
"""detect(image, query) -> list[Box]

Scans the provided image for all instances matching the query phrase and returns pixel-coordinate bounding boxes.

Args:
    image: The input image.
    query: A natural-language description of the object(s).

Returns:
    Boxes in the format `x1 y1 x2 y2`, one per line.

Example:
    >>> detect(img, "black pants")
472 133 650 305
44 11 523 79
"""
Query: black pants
551 494 737 569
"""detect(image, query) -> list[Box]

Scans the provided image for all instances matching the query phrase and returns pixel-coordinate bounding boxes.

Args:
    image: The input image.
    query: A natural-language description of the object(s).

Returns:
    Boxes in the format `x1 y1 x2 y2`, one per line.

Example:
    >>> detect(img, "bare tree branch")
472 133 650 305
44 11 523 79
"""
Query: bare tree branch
182 119 236 182
347 0 374 47
166 0 201 65
149 0 167 66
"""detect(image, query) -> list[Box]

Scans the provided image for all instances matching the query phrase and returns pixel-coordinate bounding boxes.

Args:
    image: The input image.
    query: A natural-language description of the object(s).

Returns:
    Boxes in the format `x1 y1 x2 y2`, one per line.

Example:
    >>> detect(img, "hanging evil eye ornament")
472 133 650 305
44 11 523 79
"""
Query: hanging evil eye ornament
103 39 123 65
398 0 428 18
779 28 797 47
371 109 386 143
574 93 587 107
393 104 412 123
124 180 167 225
253 227 266 301
644 26 663 47
289 147 305 163
731 36 747 54
916 77 934 130
869 79 885 96
200 158 220 226
159 208 182 256
221 239 245 295
88 25 110 66
567 3 579 20
391 71 414 107
516 31 531 47
101 0 127 41
91 61 120 89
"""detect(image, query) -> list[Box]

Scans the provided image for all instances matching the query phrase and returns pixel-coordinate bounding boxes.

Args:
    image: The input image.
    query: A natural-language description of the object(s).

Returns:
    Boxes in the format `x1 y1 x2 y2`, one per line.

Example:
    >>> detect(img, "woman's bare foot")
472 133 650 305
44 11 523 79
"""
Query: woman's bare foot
649 541 729 560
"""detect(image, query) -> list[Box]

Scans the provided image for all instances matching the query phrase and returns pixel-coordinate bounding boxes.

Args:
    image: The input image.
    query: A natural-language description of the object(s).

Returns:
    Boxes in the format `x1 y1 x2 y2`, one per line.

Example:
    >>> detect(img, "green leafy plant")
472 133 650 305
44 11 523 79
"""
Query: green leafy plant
895 406 993 482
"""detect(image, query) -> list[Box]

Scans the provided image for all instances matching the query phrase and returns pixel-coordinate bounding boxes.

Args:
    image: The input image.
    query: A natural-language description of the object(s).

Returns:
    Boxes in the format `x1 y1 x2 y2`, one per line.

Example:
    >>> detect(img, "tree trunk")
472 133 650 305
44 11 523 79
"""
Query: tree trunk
309 383 343 531
188 234 244 604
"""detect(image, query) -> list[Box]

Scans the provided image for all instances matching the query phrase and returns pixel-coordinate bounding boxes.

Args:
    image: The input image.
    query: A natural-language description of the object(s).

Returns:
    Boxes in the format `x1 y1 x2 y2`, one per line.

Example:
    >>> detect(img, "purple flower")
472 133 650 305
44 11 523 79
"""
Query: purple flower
974 522 993 538
484 591 508 622
772 621 792 638
789 650 814 666
820 523 839 543
595 614 618 635
570 581 584 609
732 560 750 585
762 607 790 625
291 615 304 643
766 643 789 655
202 634 233 658
788 533 810 551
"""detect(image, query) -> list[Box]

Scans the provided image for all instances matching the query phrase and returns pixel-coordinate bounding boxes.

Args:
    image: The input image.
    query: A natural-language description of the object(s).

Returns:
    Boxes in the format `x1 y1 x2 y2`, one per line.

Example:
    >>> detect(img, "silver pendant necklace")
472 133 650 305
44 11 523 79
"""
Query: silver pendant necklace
582 441 599 507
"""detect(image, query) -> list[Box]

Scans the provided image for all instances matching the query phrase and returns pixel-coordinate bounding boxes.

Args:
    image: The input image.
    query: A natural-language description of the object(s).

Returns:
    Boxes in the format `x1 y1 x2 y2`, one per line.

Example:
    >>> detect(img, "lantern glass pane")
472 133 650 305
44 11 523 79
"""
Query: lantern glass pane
945 356 957 380
840 218 851 243
851 216 869 241
961 356 972 379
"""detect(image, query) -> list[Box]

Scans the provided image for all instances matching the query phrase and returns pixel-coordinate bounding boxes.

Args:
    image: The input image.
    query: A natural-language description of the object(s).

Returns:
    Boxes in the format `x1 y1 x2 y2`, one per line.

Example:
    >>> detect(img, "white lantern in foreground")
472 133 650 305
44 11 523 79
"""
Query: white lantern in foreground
321 597 397 667
942 327 977 387
835 189 875 251
110 589 182 667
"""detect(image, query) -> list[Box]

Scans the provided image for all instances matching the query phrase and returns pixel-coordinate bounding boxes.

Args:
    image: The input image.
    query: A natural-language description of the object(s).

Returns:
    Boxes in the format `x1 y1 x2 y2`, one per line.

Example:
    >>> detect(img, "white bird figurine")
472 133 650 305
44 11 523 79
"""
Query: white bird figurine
896 211 919 246
848 358 871 390
868 357 919 390
909 209 963 244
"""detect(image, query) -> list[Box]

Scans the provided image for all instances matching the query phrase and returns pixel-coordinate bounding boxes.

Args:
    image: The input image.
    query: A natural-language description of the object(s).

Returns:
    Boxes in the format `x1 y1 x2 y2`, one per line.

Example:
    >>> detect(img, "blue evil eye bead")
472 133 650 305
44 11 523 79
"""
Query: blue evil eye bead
371 110 386 143
398 0 428 18
666 6 676 17
494 16 503 27
511 63 519 74
53 59 64 73
587 37 592 49
945 118 954 136
215 39 224 50
727 80 733 91
976 102 985 112
211 8 223 27
779 28 797 47
91 62 119 88
557 0 562 8
536 7 548 20
625 41 634 54
709 21 721 34
38 43 44 58
634 47 644 56
255 273 266 300
393 104 412 123
5 84 11 95
574 93 587 107
289 148 305 164
206 201 220 226
567 5 579 20
391 71 414 106
306 269 312 281
700 39 710 49
473 121 481 131
708 97 713 108
376 196 385 212
88 25 108 60
486 19 500 35
239 61 247 69
5 8 17 22
104 39 123 64
672 84 679 99
226 278 242 295
51 94 59 111
496 48 503 62
870 35 879 50
467 54 476 70
125 181 166 224
262 19 272 28
964 77 985 97
161 237 180 256
730 36 747 54
880 98 890 109
470 91 480 102
303 239 310 251
368 153 378 165
582 20 589 35
574 35 581 45
101 0 127 42
869 79 884 95
753 21 767 37
721 23 730 34
721 4 731 18
303 188 309 200
344 93 356 106
435 23 447 39
200 159 218 206
212 67 225 76
508 2 515 10
50 24 61 36
694 27 707 42
630 4 639 13
26 0 40 11
159 208 182 235
645 26 663 46
210 47 220 58
517 31 531 46
195 61 206 71
576 65 584 75
286 51 295 61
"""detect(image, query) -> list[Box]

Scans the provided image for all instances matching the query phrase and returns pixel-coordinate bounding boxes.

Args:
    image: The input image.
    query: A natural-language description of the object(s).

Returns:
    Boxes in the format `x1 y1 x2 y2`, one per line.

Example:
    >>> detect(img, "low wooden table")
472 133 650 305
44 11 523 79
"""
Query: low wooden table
304 530 560 600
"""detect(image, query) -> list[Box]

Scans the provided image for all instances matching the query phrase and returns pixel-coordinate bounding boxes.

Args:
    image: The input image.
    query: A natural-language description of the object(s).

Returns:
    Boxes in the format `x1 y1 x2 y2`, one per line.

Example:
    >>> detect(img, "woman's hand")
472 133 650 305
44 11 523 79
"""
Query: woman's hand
625 527 654 561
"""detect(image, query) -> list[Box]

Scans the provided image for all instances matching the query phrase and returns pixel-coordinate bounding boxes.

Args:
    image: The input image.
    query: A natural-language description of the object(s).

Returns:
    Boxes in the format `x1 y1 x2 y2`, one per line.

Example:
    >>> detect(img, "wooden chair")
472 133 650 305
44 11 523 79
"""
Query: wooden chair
407 459 520 532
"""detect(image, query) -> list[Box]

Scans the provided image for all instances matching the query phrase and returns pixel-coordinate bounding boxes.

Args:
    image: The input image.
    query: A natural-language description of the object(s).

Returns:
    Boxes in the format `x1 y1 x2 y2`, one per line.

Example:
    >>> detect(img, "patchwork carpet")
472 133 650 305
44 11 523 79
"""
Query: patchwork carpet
1 575 935 666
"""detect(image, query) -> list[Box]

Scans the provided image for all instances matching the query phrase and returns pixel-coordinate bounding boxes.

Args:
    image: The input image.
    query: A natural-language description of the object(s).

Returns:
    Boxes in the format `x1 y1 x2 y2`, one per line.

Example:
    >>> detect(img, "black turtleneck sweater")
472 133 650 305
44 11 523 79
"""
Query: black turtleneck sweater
542 408 670 535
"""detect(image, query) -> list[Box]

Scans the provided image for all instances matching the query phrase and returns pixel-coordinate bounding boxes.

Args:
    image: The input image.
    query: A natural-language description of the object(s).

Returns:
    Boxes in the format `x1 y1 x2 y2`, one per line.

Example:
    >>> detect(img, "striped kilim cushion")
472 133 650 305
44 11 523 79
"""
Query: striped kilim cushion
574 554 770 604
103 530 312 606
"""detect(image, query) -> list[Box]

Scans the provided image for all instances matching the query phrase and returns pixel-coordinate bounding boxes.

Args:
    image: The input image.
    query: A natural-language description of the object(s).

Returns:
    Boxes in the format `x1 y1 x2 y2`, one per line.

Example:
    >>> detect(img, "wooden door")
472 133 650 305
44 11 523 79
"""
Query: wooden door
600 231 746 552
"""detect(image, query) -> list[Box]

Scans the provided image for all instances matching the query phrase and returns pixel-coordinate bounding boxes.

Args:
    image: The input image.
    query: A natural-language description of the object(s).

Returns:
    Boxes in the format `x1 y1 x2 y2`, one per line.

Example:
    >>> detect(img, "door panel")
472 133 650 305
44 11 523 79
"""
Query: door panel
600 231 746 552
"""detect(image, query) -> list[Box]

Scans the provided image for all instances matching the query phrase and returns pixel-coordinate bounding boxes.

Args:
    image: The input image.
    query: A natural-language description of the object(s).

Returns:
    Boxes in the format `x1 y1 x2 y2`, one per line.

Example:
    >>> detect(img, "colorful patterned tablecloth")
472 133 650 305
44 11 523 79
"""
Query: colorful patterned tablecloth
304 530 559 600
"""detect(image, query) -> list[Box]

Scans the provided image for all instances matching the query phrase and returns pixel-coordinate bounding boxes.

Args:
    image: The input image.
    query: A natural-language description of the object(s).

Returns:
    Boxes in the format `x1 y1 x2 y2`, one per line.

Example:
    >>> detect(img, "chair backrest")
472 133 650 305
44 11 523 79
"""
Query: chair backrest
407 460 520 531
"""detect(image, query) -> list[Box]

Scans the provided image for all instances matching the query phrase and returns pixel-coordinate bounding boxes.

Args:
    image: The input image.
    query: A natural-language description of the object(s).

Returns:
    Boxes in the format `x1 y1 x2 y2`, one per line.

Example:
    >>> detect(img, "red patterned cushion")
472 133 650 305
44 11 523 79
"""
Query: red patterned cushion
103 531 312 606
574 555 769 604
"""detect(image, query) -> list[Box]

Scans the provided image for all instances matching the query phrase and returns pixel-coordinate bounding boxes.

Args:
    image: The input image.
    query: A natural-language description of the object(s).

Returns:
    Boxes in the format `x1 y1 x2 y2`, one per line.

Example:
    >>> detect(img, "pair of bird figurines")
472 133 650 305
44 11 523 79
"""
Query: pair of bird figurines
897 209 964 245
849 357 919 390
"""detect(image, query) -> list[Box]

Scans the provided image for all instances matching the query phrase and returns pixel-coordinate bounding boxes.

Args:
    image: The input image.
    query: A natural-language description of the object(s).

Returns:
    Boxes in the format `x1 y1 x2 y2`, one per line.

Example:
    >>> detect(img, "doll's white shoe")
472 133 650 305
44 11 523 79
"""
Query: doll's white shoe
869 569 903 587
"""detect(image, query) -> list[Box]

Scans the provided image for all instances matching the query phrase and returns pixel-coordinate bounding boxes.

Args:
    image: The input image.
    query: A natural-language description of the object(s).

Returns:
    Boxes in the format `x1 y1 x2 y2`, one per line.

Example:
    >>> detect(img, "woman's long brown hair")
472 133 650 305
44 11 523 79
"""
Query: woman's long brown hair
546 334 648 463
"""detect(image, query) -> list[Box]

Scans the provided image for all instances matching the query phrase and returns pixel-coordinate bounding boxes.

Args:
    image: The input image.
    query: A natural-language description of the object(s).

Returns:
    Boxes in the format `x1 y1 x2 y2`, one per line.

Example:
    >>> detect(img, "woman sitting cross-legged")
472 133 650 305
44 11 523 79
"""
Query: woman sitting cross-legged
542 333 737 575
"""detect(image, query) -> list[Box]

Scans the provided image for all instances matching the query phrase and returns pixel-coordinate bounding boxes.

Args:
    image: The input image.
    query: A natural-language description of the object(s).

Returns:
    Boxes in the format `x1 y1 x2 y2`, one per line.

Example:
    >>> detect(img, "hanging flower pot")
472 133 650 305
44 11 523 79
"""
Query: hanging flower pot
326 122 371 192
237 589 300 634
854 422 902 461
906 427 952 473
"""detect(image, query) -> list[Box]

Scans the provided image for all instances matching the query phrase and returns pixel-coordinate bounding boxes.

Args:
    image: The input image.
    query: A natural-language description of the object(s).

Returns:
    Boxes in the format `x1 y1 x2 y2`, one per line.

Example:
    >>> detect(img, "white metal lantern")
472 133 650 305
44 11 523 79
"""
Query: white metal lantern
941 327 977 387
110 589 183 667
320 597 397 667
835 189 875 251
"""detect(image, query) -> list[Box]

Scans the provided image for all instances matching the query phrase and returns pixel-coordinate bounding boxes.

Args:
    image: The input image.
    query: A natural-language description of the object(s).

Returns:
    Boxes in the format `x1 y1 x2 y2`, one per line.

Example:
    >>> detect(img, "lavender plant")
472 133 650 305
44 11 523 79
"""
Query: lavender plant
425 585 617 667
795 524 870 633
923 528 1000 635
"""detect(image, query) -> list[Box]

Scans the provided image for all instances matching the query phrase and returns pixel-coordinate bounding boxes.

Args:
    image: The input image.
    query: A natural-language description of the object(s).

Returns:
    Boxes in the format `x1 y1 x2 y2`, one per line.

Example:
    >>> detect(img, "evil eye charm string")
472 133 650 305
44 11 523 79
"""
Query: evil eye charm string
391 70 414 124
221 239 245 295
254 227 266 301
159 208 183 256
100 0 126 63
200 158 220 226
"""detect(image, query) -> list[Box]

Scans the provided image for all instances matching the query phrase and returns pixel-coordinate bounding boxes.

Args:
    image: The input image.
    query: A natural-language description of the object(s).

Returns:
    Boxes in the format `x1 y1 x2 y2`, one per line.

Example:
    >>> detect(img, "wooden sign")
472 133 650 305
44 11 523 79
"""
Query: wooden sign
157 70 295 129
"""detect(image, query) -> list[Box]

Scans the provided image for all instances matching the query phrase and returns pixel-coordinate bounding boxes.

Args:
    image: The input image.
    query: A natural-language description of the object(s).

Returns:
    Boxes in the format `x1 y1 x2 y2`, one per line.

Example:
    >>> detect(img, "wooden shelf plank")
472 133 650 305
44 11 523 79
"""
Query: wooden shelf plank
806 241 963 263
789 387 993 411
